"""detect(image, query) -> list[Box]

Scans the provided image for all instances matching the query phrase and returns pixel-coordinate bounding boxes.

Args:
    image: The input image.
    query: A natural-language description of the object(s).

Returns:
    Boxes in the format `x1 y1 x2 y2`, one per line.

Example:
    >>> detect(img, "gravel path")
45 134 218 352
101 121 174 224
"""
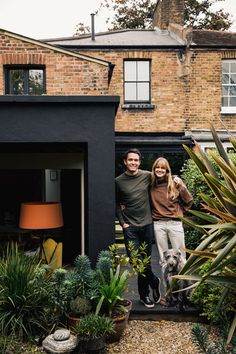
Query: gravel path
107 320 199 354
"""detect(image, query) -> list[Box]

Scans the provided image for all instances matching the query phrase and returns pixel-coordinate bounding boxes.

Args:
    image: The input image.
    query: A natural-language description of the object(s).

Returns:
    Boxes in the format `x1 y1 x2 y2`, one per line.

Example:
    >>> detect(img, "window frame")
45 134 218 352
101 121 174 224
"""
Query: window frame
4 65 46 95
123 59 151 104
221 60 236 114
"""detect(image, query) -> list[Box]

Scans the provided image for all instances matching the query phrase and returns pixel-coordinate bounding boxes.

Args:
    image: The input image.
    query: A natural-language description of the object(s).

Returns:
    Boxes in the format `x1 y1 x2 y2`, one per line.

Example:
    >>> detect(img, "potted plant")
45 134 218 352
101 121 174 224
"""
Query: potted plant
73 313 114 353
66 295 92 330
95 264 130 342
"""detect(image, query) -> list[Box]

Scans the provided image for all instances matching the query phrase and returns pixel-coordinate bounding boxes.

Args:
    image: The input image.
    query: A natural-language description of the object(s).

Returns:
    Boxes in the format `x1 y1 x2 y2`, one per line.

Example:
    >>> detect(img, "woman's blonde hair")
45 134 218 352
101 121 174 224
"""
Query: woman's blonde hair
151 157 179 200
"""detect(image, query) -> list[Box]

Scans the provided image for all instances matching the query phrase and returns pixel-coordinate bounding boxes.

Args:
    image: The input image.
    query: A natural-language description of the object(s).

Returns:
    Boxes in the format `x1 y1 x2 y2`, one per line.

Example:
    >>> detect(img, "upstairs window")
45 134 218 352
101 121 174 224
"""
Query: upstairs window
124 60 150 104
5 66 46 95
222 60 236 114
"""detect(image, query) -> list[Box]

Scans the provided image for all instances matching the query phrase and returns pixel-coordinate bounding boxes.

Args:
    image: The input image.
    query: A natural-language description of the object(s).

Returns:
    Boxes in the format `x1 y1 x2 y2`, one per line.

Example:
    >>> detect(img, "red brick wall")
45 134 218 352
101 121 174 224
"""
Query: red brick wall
79 48 236 133
1 32 236 134
0 33 109 95
153 0 184 30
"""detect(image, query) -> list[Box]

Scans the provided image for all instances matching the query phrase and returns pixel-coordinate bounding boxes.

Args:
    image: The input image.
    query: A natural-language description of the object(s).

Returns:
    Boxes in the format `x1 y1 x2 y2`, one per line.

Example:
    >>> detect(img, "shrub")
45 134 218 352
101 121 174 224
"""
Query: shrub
0 242 51 340
184 228 203 250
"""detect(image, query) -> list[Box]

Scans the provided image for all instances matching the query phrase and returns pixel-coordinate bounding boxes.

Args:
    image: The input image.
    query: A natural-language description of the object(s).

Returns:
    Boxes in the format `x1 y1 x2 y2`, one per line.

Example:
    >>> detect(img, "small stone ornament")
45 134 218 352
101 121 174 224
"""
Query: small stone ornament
53 329 70 341
42 328 78 353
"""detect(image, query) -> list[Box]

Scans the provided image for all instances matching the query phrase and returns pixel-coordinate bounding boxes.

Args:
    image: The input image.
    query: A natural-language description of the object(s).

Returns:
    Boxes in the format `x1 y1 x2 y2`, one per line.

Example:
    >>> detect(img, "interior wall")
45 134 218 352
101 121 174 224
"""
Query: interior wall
0 152 85 258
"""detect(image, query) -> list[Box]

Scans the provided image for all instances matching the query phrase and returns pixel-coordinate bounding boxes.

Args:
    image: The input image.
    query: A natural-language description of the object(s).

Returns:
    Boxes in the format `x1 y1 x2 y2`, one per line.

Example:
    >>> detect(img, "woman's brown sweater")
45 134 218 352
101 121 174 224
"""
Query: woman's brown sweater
150 180 193 221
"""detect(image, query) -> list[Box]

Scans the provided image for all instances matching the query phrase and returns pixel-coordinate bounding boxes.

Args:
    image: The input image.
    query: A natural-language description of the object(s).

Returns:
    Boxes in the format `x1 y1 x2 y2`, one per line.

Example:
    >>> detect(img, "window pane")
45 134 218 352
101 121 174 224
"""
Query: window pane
222 86 228 95
29 69 43 95
137 61 149 81
124 62 136 81
9 69 24 94
222 74 229 84
222 62 229 73
125 82 137 101
222 97 228 106
230 62 236 73
230 74 236 84
229 86 236 95
137 82 149 101
229 96 236 106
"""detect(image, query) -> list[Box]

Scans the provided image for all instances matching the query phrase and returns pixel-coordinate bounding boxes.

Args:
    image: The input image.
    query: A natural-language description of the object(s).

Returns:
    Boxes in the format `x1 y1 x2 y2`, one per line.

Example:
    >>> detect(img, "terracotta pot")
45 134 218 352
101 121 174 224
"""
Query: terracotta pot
106 312 128 343
66 312 80 331
121 298 132 317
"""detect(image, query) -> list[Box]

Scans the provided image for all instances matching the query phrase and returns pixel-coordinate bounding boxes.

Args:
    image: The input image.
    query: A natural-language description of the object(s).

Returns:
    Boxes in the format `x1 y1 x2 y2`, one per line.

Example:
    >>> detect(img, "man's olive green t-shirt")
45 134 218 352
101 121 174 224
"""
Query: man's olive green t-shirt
115 170 152 227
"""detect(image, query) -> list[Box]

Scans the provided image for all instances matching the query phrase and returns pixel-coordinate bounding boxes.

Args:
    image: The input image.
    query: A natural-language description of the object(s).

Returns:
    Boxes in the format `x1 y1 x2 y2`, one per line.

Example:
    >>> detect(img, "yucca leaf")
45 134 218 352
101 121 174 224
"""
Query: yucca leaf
229 137 236 151
179 230 219 274
184 145 226 205
209 153 236 202
202 223 236 231
202 174 231 211
188 209 219 223
196 143 219 180
202 205 236 222
204 253 236 277
198 193 222 211
227 314 236 345
180 215 207 233
210 124 231 164
221 191 236 208
201 274 236 285
183 248 216 259
206 233 236 273
183 144 209 175
174 273 236 286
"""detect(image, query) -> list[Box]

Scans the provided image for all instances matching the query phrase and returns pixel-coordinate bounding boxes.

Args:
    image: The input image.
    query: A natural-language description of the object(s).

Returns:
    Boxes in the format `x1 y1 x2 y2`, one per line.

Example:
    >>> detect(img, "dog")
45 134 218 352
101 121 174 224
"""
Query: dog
163 249 192 311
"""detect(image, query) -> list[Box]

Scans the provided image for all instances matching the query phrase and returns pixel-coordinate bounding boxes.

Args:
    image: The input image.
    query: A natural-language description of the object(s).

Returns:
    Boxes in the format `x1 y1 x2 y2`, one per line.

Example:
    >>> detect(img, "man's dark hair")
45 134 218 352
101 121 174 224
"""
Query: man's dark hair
123 148 142 160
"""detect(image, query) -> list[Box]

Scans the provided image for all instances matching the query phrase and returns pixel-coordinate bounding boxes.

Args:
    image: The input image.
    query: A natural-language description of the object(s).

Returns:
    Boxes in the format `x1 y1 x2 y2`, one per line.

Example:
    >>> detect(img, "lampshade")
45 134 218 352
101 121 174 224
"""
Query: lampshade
19 202 63 229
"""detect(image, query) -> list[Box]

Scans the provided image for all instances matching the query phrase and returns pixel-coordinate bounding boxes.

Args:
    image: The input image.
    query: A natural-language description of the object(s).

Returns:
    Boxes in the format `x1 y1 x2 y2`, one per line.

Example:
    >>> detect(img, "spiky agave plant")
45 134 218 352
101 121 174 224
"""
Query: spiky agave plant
174 124 236 345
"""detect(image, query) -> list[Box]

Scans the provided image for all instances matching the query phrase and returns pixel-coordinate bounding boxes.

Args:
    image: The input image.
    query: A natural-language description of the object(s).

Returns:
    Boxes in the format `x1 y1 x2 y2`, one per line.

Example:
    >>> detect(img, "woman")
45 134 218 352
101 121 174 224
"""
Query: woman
150 157 193 303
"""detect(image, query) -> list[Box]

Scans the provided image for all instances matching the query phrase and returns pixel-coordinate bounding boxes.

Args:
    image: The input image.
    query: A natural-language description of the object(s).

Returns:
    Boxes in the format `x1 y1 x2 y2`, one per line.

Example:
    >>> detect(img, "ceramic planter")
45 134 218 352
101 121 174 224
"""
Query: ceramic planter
78 335 106 353
66 312 80 331
106 312 128 343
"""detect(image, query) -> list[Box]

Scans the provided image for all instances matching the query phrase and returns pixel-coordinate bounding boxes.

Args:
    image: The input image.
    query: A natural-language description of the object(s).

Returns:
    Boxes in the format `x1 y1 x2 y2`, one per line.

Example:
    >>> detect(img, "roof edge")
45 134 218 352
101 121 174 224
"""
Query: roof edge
0 28 111 67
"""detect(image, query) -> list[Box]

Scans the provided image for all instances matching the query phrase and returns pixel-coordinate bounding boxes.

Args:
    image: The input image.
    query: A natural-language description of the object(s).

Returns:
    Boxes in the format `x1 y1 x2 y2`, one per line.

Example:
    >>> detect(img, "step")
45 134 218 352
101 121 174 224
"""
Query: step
129 299 204 323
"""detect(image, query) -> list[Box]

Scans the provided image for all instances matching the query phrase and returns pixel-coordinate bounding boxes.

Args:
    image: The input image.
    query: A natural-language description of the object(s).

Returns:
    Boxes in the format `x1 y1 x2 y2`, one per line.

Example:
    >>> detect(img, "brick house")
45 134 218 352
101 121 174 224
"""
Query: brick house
46 0 236 173
0 0 236 263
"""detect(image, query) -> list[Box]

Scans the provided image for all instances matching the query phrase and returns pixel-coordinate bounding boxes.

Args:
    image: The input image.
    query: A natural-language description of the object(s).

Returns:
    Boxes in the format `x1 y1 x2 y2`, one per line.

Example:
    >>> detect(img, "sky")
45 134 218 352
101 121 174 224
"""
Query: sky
0 0 236 40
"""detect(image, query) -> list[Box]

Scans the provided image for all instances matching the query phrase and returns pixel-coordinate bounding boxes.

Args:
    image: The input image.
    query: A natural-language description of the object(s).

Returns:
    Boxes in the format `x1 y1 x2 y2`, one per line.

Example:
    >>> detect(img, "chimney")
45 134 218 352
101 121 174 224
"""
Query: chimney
153 0 184 30
91 13 95 41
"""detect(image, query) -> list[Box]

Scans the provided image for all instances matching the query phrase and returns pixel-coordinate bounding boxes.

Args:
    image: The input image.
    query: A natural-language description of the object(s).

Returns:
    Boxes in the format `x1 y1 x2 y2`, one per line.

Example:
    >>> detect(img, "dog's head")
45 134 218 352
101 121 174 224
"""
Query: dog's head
163 249 182 271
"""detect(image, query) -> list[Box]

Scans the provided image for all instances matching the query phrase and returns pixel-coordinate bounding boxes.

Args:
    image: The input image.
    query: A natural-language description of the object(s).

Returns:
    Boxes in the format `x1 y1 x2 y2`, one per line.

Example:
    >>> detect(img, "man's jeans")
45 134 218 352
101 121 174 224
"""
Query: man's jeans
123 223 158 298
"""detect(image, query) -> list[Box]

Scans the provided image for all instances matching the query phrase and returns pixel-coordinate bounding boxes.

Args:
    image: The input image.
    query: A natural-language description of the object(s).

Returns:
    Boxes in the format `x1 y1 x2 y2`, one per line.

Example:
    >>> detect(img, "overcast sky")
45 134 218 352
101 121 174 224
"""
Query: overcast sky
0 0 235 40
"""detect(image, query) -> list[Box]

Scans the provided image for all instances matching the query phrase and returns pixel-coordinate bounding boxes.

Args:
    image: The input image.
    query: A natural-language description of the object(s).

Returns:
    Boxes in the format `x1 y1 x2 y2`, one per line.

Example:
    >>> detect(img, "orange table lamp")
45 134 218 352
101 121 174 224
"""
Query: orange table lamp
19 202 64 269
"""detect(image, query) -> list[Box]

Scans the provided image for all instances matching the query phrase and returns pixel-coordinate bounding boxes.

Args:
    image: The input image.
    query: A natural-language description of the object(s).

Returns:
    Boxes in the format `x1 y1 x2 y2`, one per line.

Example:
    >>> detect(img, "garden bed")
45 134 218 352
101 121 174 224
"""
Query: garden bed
3 320 235 354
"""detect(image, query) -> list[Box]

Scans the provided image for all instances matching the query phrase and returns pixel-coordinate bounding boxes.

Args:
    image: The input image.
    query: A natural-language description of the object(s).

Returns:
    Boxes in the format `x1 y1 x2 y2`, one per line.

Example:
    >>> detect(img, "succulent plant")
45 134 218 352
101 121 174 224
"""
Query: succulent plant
70 296 92 316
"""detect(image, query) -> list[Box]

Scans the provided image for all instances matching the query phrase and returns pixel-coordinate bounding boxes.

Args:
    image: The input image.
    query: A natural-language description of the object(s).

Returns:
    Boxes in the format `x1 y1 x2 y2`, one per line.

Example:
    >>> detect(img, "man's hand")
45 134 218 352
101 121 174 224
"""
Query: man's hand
173 176 184 189
123 223 130 229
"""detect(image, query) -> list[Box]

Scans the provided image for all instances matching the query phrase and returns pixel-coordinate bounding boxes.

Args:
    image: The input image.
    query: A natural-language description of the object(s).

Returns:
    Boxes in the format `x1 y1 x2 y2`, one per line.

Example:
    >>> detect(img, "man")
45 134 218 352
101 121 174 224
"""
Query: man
115 148 160 308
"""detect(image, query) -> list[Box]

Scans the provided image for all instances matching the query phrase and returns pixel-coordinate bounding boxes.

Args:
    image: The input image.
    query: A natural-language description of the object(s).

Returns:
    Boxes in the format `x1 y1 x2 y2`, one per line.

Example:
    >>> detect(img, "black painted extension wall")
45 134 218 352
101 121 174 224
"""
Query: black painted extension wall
0 95 120 263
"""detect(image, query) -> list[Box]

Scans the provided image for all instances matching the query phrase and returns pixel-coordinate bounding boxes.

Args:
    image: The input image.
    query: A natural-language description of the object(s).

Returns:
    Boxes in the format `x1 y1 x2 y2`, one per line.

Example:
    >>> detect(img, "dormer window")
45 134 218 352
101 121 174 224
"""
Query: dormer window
4 65 46 95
